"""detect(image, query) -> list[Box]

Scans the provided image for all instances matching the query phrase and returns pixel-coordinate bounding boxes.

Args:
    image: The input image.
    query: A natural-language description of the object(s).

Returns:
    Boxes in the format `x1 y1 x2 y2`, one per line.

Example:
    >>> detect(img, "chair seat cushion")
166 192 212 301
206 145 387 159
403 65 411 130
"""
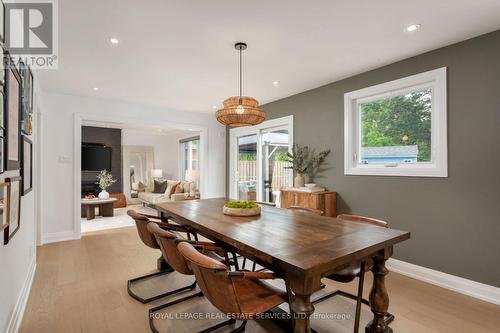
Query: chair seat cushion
233 278 287 318
327 260 373 283
327 264 360 283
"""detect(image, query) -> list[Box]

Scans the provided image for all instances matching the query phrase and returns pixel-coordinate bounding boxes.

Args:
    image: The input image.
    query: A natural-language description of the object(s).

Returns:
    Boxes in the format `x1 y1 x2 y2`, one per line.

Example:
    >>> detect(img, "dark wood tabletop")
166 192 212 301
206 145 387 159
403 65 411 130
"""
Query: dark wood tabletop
155 197 410 333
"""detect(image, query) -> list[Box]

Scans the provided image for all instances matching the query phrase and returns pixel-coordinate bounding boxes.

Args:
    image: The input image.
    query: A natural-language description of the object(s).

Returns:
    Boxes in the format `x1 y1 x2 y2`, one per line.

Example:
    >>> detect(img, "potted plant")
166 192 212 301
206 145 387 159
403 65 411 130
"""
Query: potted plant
96 170 116 199
286 144 330 187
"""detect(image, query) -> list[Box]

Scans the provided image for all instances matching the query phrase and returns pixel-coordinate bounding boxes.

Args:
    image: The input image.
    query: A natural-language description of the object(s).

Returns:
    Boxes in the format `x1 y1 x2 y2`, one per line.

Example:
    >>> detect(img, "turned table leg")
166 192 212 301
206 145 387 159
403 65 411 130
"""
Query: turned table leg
288 276 320 333
366 248 392 333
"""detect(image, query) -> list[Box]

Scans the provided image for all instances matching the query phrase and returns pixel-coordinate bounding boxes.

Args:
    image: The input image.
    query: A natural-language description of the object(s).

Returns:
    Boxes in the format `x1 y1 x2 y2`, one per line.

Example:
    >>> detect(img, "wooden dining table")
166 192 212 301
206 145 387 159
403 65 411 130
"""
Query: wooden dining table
155 198 410 333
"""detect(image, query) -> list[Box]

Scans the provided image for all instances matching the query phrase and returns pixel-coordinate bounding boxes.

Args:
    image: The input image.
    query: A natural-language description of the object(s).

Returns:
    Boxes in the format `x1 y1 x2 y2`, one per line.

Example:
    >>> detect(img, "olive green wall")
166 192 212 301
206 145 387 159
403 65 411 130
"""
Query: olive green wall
259 30 500 287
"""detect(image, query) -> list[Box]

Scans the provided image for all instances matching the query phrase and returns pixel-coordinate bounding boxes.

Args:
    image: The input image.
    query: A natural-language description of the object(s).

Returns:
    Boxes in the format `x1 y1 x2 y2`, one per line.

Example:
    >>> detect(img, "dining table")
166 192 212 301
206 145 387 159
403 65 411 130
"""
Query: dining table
155 198 410 333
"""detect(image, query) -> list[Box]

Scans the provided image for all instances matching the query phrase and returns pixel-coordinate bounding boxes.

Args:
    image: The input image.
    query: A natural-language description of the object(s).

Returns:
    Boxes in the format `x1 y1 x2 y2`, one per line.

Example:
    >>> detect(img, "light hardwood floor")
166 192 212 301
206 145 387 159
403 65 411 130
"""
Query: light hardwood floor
20 226 500 333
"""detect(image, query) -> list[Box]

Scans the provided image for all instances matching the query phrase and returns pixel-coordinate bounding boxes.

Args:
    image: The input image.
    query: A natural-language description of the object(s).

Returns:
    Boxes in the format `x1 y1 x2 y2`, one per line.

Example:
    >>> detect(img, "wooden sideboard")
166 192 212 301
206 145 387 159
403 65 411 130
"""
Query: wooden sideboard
280 189 337 217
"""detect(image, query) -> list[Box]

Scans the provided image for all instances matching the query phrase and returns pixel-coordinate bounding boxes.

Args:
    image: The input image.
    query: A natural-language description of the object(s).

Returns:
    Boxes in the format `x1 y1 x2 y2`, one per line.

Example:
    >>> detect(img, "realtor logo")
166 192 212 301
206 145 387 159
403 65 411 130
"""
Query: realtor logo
3 0 58 68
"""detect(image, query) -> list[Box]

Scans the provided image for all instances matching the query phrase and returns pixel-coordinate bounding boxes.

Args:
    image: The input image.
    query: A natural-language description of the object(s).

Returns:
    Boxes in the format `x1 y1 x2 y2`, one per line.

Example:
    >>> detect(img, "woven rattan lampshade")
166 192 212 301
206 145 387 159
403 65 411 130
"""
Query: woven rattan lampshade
216 96 266 128
215 42 266 127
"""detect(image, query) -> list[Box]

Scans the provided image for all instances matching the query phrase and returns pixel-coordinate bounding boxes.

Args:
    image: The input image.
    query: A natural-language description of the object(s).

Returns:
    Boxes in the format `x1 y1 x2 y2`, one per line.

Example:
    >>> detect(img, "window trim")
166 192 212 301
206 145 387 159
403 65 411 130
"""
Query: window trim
344 67 448 177
179 136 200 181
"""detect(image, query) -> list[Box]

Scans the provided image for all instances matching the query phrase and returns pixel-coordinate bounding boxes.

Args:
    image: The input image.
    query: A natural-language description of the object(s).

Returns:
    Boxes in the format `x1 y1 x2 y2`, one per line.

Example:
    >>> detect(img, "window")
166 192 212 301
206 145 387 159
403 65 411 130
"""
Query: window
180 136 200 182
344 68 447 177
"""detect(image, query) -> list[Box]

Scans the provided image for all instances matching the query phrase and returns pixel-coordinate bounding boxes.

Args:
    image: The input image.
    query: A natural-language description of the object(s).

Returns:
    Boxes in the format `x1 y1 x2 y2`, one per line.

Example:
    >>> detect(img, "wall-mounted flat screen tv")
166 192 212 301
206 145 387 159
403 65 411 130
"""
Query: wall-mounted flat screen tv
82 144 112 172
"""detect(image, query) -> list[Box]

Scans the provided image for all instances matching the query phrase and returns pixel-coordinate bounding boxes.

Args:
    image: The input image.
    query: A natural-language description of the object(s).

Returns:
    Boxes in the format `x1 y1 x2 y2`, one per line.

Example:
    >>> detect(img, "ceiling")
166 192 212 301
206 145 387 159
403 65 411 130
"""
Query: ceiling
81 120 199 136
38 0 500 113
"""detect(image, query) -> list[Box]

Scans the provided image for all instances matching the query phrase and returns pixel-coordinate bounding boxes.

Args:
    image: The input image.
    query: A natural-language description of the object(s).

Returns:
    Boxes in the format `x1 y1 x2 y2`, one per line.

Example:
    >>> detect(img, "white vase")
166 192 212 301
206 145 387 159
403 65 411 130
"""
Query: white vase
294 174 305 188
98 190 109 199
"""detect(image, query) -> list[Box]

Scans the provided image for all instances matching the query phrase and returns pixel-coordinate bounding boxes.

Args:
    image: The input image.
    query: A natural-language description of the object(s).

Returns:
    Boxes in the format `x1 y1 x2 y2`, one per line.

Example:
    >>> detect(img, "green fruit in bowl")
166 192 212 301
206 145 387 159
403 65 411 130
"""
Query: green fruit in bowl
224 201 259 209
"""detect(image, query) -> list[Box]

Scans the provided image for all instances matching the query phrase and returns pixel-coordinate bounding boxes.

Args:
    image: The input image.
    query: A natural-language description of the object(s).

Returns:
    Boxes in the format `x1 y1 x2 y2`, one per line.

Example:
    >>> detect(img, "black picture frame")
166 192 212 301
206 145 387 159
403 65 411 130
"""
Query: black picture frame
0 1 5 44
0 44 4 88
28 69 34 114
5 52 21 170
19 60 29 135
0 181 8 233
21 135 32 195
3 176 21 245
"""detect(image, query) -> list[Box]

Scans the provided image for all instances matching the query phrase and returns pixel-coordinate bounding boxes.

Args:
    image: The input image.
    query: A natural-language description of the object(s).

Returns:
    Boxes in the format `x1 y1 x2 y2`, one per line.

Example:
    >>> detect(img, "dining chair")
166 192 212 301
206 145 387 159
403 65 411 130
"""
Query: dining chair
147 222 228 333
287 205 324 215
312 213 394 333
177 241 289 333
126 210 193 303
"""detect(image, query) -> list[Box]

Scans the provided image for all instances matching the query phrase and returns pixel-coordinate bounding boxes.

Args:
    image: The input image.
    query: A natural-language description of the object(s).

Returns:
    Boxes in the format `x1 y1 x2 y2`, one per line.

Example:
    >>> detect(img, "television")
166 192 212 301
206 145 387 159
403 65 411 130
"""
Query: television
82 144 112 172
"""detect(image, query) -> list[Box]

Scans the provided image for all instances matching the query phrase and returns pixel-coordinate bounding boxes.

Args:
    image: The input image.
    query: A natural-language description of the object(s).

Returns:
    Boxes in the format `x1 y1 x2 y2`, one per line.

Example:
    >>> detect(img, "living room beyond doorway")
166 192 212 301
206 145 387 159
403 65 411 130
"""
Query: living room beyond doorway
80 122 202 233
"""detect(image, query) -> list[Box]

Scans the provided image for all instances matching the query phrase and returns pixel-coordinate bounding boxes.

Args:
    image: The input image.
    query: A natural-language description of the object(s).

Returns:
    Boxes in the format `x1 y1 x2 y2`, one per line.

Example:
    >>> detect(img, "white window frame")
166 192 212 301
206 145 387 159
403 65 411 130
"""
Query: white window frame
179 136 200 181
344 67 448 177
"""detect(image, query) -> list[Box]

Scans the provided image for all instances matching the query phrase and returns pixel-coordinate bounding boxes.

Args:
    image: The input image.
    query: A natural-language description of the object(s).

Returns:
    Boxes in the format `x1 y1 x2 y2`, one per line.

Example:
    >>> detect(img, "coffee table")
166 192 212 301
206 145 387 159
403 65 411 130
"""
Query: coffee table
81 198 118 220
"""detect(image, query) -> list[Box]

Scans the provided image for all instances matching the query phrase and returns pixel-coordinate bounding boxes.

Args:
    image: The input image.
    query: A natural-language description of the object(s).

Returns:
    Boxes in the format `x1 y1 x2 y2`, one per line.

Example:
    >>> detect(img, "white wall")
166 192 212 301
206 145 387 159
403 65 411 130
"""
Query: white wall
0 76 40 332
40 92 226 244
121 129 198 180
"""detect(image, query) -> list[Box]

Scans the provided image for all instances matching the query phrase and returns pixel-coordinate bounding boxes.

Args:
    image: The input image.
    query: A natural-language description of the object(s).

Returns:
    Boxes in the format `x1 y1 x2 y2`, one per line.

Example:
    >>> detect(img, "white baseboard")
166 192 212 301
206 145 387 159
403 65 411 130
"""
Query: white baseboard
387 258 500 306
6 257 37 333
41 230 80 244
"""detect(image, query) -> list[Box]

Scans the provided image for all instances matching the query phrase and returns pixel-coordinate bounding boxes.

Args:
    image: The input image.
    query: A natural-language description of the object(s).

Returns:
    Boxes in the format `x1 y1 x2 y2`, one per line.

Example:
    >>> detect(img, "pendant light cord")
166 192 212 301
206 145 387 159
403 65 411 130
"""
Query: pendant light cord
239 47 242 101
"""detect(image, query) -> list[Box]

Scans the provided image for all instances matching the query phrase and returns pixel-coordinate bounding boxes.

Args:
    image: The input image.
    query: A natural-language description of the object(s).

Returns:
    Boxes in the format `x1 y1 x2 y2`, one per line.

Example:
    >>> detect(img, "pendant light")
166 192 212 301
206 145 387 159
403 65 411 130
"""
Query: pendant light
215 42 266 127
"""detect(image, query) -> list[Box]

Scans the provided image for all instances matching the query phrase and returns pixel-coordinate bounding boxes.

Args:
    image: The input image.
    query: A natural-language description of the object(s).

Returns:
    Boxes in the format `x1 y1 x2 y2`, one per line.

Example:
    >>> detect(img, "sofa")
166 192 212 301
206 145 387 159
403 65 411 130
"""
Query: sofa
138 179 194 206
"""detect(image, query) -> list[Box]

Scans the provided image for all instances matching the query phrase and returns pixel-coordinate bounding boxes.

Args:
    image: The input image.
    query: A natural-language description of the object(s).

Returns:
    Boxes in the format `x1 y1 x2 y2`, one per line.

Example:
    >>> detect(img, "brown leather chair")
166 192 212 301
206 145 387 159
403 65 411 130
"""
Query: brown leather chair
147 222 227 333
126 210 192 303
177 241 288 333
313 214 394 333
287 205 324 215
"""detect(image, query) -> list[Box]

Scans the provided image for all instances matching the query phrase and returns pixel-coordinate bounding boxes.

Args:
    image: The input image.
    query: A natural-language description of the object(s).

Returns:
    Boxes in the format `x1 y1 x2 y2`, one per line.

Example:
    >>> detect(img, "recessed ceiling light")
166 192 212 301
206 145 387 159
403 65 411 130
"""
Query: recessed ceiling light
273 81 279 86
93 87 99 91
406 24 421 32
212 105 217 109
110 37 120 44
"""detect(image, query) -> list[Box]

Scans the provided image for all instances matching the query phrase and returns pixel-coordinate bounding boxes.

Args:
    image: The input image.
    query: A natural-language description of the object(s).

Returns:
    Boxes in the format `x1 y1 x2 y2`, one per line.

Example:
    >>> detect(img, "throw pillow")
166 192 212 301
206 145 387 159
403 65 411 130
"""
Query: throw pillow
164 180 180 198
176 181 193 194
137 181 147 192
153 180 168 193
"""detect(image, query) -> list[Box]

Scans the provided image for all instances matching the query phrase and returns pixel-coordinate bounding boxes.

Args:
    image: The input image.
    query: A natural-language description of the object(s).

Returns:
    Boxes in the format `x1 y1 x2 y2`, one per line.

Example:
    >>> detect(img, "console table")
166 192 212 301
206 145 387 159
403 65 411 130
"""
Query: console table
81 198 118 220
280 189 337 217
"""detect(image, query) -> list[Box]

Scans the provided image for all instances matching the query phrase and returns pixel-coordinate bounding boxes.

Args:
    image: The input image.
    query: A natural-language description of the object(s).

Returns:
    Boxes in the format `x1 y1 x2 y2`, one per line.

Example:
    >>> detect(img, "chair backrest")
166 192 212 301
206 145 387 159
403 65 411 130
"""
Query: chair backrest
287 205 324 215
337 214 388 228
147 222 193 275
252 201 276 207
127 210 160 249
177 242 241 314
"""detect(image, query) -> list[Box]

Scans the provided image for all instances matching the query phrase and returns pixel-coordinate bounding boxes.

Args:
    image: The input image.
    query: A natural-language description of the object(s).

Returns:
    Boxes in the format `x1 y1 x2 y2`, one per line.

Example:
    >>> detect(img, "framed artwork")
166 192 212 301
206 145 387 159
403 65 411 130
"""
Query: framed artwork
28 69 34 115
5 52 21 170
0 1 4 44
0 45 4 87
3 176 21 245
0 181 7 233
21 136 32 195
19 60 30 135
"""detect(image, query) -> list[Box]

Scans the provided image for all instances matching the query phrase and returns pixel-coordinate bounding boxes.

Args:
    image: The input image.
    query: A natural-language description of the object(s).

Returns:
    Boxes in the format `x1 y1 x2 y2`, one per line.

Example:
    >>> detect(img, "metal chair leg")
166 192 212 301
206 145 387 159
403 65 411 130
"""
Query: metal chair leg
241 257 247 270
353 261 365 333
148 287 204 333
286 282 296 332
197 318 240 333
312 271 395 330
231 252 240 270
127 268 175 303
230 320 247 333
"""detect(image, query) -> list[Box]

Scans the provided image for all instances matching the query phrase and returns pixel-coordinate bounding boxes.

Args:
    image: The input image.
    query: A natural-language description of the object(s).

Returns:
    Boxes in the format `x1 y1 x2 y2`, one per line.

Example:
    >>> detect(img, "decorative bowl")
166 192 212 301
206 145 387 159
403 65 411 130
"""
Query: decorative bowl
223 206 261 217
305 183 317 189
223 201 262 217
